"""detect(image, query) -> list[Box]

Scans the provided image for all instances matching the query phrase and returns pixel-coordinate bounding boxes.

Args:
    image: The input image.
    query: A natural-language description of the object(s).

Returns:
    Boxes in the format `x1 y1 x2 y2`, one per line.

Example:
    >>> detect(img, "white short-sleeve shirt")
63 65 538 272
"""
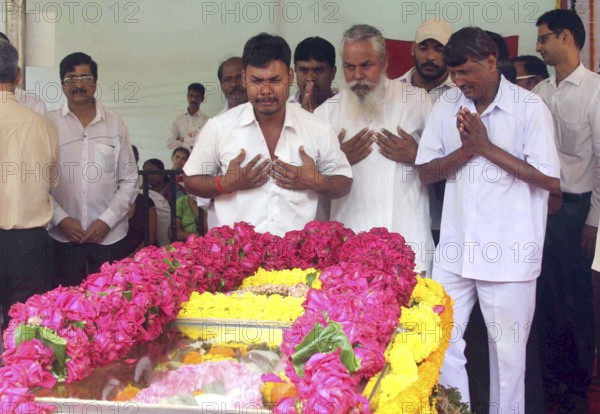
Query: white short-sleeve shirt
416 76 561 282
183 102 352 236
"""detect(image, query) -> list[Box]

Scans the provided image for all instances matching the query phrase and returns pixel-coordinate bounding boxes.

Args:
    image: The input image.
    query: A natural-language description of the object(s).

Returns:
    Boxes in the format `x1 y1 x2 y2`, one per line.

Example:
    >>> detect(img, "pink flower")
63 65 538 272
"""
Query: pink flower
296 351 368 414
2 339 55 371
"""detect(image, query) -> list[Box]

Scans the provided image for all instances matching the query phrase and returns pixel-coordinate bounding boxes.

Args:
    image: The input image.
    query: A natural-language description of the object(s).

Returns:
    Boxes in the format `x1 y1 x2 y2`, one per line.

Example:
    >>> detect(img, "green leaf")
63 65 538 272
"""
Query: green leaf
123 290 133 301
14 324 37 346
305 272 317 288
217 277 226 292
14 324 68 381
71 321 86 330
38 326 68 381
291 320 361 377
163 258 176 272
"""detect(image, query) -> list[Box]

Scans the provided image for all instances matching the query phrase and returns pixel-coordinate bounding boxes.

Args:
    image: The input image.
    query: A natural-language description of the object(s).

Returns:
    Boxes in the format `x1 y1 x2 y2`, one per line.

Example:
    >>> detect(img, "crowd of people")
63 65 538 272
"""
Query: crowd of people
1 8 600 414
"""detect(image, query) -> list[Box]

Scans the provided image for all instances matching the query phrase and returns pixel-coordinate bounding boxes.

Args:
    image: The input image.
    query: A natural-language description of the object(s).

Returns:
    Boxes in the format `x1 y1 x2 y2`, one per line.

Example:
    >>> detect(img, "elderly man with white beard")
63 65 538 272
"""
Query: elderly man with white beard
314 24 434 274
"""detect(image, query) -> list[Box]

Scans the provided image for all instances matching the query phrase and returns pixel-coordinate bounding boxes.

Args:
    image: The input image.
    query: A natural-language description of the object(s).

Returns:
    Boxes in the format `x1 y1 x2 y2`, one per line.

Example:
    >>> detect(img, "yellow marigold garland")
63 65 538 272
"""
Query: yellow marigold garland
176 268 319 346
177 291 304 322
364 277 454 414
240 267 321 289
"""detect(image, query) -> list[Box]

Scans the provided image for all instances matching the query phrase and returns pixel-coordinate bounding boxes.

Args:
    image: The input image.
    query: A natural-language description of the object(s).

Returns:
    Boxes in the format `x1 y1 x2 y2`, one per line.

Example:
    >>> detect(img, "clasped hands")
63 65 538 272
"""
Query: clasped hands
338 126 418 165
58 217 110 244
217 147 324 193
456 106 494 158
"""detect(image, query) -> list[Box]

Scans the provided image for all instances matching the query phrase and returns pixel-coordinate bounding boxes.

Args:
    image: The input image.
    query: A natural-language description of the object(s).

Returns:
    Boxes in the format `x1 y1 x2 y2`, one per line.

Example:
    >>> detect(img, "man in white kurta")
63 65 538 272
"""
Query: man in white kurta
416 27 561 414
314 24 434 273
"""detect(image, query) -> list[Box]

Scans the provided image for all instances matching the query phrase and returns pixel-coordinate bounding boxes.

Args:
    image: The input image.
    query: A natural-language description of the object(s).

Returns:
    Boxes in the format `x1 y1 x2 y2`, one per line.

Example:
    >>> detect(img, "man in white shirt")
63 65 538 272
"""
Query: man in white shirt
416 27 561 414
533 9 600 412
183 33 352 236
48 52 138 287
397 18 454 246
289 36 338 113
314 24 434 273
216 57 248 115
166 83 209 150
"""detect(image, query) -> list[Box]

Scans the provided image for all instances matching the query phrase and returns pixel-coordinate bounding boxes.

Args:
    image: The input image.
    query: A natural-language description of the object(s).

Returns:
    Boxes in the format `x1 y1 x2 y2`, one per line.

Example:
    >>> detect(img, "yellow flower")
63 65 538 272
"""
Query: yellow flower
177 291 305 322
240 267 321 289
366 277 453 414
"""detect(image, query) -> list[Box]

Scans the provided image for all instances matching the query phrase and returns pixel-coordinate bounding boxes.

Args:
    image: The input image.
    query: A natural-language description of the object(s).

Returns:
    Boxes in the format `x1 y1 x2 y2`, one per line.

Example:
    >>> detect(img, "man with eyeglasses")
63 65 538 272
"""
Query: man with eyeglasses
533 9 600 413
47 52 138 288
511 55 549 91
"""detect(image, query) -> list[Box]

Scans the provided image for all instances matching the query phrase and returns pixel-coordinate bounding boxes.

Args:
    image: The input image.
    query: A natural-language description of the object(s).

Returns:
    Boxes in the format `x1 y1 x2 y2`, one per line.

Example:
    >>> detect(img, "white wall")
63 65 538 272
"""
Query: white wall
7 0 555 165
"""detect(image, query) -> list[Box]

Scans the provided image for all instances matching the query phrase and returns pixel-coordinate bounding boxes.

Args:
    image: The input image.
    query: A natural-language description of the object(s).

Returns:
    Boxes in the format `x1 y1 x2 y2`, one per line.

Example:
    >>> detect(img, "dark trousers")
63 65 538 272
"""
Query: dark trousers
0 228 54 327
53 240 122 288
538 194 595 410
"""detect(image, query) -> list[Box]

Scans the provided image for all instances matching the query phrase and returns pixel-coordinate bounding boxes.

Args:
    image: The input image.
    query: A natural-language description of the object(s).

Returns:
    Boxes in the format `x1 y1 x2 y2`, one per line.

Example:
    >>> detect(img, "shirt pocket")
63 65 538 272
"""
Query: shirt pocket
95 142 117 172
558 120 590 156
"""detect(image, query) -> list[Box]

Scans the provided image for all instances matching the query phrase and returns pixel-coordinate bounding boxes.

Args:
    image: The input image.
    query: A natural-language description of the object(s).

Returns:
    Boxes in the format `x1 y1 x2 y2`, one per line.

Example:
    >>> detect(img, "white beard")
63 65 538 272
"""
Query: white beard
345 77 386 122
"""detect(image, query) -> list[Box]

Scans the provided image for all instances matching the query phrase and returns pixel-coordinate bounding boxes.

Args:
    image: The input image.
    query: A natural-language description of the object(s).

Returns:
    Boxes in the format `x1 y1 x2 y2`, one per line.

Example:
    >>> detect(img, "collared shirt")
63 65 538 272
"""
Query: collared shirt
183 102 352 236
0 92 58 229
398 68 455 232
15 87 47 115
398 67 455 103
314 78 434 273
534 63 600 226
47 101 138 245
216 102 230 116
416 76 561 282
166 108 210 150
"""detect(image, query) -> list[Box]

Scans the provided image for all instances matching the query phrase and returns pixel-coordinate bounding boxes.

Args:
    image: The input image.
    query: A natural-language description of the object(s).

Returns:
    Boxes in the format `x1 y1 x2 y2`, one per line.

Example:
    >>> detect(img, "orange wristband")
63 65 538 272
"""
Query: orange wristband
215 176 231 194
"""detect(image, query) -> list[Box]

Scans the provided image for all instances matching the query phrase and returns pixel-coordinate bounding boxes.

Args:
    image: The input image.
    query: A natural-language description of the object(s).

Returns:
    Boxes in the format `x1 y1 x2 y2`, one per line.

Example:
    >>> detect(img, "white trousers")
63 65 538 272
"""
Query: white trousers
434 267 536 414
